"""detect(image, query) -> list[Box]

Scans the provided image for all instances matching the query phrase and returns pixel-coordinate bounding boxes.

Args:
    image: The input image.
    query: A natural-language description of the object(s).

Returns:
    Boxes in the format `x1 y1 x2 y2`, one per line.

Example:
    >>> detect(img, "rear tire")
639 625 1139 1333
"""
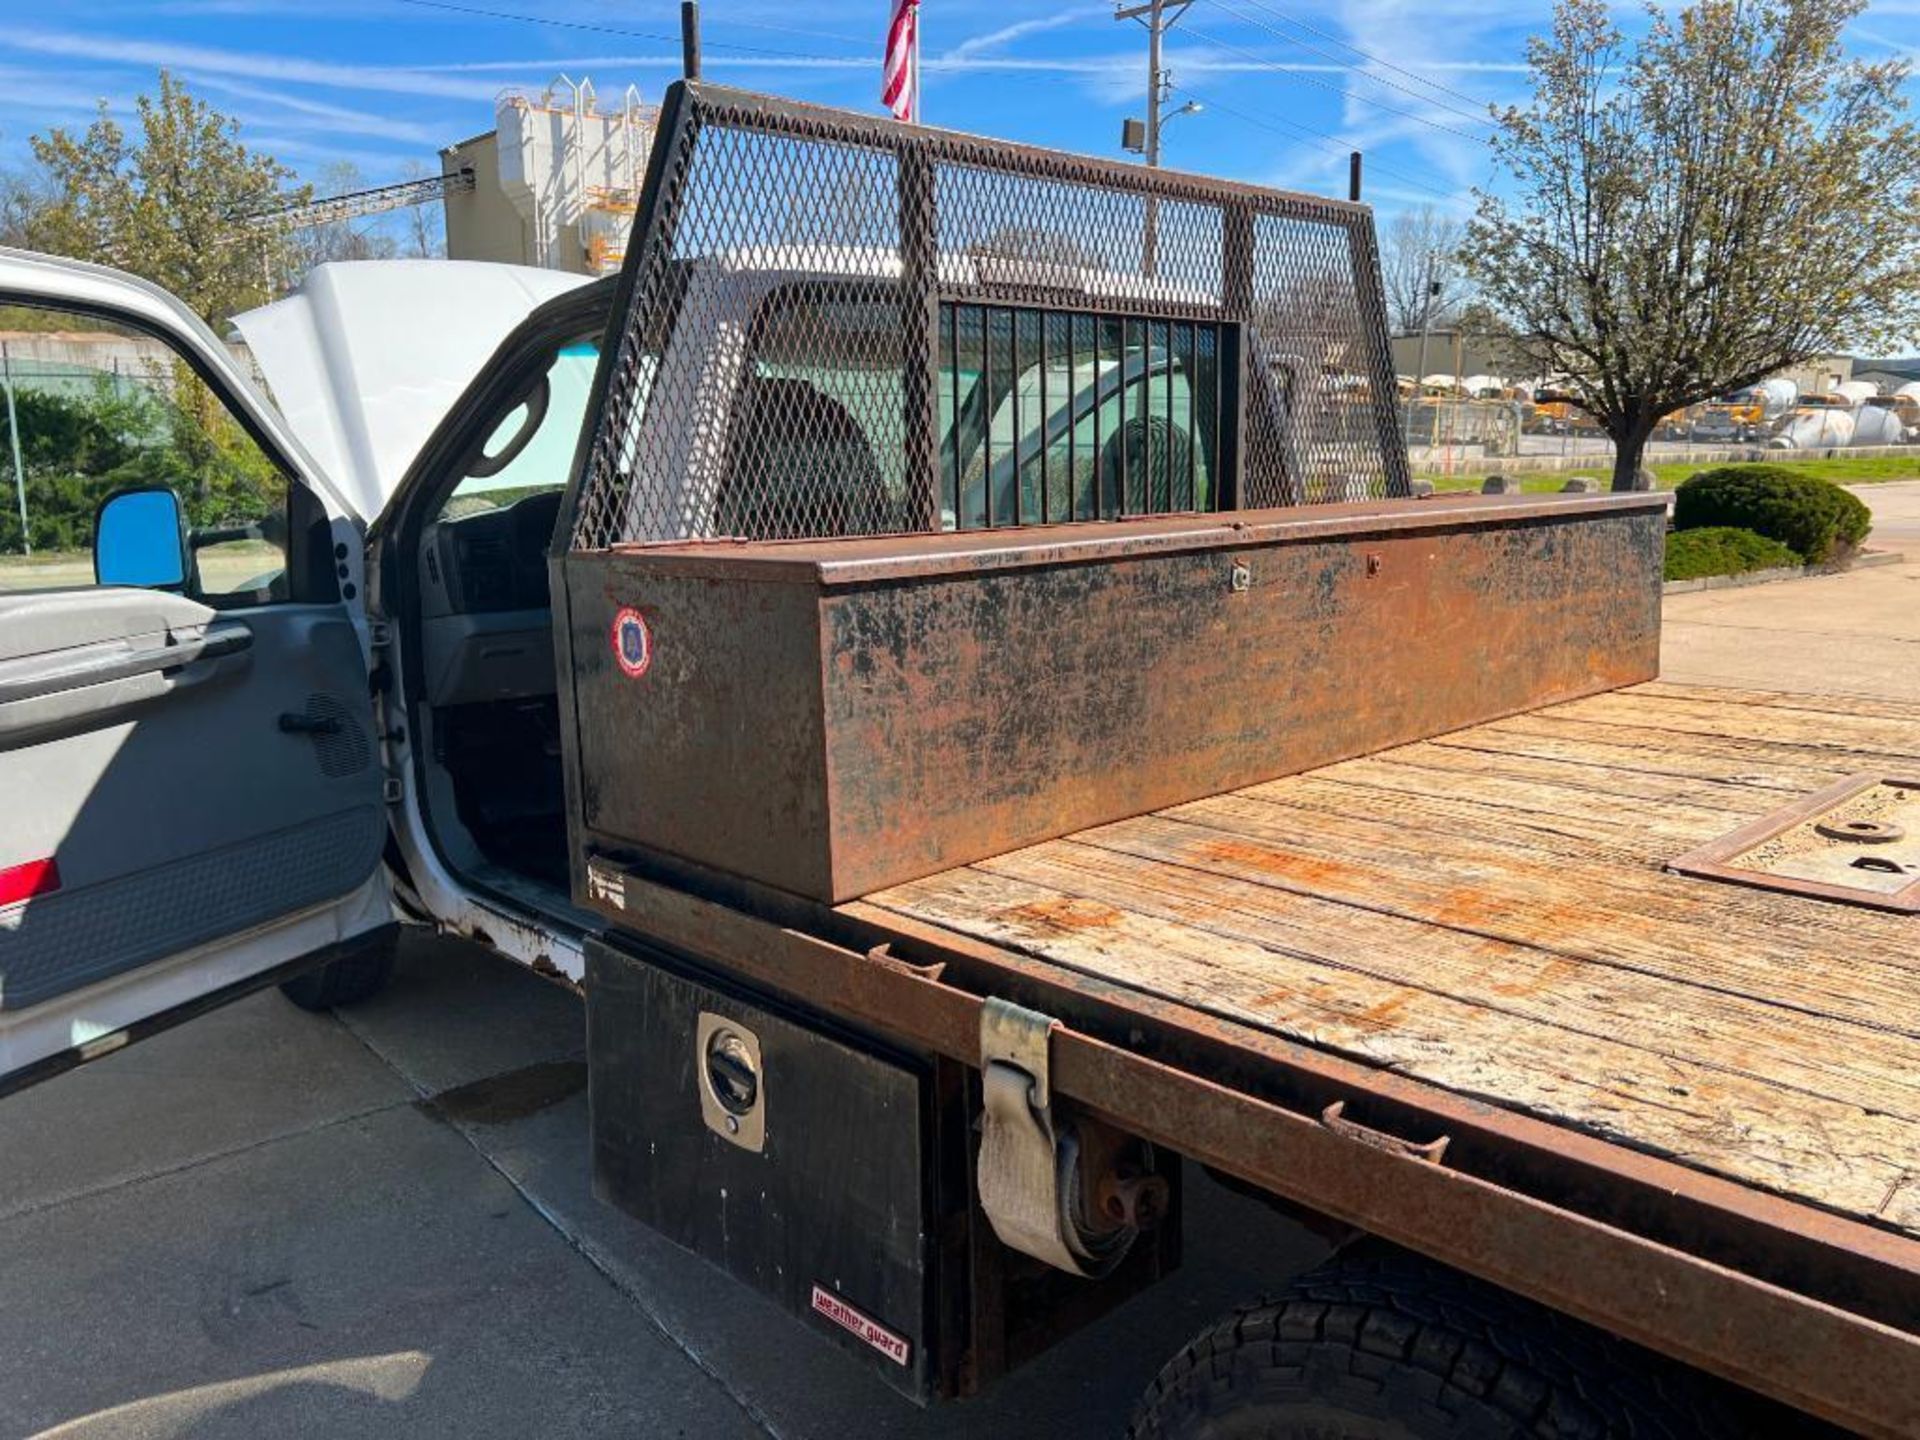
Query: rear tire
1129 1246 1755 1440
279 928 398 1012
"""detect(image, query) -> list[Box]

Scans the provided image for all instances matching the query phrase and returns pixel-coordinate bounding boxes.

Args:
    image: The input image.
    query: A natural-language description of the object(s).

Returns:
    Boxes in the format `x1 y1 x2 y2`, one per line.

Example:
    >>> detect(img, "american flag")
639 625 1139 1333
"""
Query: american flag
882 0 919 122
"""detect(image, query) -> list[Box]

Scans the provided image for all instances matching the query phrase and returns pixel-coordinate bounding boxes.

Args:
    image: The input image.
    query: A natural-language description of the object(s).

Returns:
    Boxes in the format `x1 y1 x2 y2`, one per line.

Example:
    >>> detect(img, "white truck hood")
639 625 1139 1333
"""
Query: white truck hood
232 260 593 524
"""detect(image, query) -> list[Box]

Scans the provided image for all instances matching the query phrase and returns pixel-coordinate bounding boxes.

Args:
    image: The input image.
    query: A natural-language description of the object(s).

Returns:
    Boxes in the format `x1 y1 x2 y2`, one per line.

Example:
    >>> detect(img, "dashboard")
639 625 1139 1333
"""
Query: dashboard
422 490 562 616
417 490 563 706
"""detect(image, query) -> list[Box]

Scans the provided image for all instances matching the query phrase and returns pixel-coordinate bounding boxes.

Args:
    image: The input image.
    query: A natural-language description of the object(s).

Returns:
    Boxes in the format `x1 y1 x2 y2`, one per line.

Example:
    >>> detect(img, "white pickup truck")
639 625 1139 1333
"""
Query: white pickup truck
1 82 1913 1440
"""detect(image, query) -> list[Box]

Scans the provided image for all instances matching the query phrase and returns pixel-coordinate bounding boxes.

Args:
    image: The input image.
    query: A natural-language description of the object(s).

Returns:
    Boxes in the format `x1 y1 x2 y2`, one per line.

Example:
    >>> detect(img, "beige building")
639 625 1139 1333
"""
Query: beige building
440 131 541 268
441 79 656 277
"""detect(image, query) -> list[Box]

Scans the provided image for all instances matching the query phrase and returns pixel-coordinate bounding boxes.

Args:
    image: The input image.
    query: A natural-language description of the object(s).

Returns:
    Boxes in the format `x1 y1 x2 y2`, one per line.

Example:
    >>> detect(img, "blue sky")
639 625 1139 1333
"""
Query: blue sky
1 0 1914 228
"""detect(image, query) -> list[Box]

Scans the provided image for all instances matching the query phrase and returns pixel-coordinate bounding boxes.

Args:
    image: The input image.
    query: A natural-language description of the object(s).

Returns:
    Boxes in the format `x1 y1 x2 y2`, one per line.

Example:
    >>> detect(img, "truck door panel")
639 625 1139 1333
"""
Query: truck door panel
0 252 390 1088
0 590 385 1011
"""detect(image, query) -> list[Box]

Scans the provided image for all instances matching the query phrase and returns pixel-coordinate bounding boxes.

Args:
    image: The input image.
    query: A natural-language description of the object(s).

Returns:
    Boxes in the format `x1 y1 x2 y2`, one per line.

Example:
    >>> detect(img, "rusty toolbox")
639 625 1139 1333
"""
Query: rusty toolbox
561 491 1665 902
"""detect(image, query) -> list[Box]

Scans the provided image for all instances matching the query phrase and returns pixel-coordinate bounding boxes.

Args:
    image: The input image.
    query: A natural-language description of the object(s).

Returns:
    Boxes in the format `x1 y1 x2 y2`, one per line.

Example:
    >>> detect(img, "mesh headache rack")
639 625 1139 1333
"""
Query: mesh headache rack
567 83 1411 551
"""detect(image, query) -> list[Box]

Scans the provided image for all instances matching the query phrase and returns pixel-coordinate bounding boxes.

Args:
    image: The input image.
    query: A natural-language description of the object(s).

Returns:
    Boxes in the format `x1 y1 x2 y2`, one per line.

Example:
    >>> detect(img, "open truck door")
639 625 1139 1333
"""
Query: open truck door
0 250 391 1096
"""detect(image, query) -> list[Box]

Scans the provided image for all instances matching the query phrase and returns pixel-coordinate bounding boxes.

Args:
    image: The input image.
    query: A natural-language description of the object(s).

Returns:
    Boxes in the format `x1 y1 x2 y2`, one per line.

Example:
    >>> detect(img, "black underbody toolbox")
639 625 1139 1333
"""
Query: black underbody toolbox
584 929 1182 1403
586 933 941 1400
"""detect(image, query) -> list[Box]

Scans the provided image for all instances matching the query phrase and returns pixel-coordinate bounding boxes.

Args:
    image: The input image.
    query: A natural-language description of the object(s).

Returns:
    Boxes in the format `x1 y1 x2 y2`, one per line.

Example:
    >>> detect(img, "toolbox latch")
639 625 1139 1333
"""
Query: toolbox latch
977 999 1139 1279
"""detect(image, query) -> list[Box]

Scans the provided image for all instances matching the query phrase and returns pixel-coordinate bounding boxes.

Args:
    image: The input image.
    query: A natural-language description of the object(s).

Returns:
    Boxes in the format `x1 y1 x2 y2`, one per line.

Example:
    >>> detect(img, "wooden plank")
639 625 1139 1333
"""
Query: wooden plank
1554 691 1920 761
1103 803 1920 1033
970 840 1920 1123
1256 770 1771 865
1635 680 1920 724
1297 757 1753 846
1341 741 1793 816
867 864 1920 1234
1228 771 1873 940
1432 718 1858 794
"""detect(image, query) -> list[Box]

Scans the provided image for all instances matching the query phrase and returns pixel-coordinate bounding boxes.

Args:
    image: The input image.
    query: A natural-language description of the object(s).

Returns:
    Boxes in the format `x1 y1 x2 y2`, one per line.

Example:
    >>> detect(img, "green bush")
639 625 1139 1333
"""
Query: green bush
1664 526 1800 582
0 373 281 555
1672 465 1872 564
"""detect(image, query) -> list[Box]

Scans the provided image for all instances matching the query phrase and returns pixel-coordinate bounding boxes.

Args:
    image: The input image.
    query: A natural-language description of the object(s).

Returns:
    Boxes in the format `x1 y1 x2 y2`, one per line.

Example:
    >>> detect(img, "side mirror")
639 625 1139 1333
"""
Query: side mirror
94 487 188 589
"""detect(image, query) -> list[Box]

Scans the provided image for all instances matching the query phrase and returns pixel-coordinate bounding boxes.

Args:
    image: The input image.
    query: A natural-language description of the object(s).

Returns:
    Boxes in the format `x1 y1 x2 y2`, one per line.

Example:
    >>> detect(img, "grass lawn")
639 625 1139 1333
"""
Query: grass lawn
1421 454 1920 493
0 540 280 593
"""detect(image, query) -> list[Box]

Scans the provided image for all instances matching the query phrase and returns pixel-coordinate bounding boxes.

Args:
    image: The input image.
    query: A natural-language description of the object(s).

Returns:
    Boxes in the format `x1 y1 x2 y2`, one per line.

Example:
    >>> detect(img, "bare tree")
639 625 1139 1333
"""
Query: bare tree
1462 0 1920 490
290 161 398 277
0 168 51 249
398 159 446 259
1380 205 1469 335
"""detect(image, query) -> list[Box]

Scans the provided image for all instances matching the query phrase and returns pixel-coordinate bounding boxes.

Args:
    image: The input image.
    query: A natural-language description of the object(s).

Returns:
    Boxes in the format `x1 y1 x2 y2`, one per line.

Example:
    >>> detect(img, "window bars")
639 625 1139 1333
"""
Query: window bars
567 83 1409 551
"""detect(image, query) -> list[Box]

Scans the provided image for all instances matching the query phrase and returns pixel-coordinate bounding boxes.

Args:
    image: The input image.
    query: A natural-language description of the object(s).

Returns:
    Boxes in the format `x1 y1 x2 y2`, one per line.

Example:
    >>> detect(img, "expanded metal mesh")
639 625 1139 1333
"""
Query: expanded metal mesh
569 85 1408 551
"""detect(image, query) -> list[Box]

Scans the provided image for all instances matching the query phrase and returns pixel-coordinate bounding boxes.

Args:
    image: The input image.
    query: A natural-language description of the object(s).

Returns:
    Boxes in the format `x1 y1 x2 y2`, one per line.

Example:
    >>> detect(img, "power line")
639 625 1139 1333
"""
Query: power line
1169 81 1460 202
718 17 871 47
1180 21 1489 143
1224 0 1500 114
1207 0 1494 128
388 0 863 63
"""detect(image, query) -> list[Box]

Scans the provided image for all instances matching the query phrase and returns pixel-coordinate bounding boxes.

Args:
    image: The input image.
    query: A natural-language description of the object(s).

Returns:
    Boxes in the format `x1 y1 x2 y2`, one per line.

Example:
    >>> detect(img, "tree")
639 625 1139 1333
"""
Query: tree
1380 205 1470 335
22 71 304 325
398 159 447 259
291 161 400 274
1461 0 1920 490
0 169 50 249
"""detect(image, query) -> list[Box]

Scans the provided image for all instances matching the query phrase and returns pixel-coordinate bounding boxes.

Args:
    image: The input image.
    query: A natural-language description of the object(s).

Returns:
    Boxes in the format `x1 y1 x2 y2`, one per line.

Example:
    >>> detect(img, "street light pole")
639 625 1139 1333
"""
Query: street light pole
1402 254 1439 456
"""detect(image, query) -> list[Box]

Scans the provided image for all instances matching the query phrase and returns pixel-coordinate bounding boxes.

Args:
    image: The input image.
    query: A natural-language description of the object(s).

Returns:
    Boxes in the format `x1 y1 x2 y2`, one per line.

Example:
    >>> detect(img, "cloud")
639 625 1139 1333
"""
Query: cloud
246 131 433 178
0 26 502 101
943 8 1110 64
191 76 449 144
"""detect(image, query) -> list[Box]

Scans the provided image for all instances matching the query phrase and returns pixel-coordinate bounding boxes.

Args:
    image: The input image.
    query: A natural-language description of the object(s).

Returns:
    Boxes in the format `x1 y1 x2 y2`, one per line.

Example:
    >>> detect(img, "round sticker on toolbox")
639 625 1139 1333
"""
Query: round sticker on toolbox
611 607 653 678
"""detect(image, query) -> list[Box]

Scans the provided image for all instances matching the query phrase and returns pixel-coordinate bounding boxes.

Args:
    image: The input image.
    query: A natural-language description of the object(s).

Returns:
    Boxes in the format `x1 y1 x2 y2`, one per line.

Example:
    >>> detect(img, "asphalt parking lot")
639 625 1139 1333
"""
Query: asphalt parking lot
3 482 1915 1440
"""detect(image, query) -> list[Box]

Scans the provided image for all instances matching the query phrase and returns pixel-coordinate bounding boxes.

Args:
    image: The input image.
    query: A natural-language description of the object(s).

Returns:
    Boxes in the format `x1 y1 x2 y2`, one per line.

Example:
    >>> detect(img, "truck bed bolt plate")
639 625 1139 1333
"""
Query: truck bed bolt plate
1669 774 1920 912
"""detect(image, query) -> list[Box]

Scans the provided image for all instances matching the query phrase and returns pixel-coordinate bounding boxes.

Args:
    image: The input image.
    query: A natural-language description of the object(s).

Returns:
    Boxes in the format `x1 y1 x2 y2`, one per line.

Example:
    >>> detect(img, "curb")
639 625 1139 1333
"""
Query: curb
1662 548 1903 595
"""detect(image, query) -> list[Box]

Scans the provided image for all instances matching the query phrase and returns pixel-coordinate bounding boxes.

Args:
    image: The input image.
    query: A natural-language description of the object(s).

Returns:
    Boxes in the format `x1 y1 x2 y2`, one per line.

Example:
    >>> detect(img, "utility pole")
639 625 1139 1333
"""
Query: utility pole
1116 0 1195 275
1116 0 1195 169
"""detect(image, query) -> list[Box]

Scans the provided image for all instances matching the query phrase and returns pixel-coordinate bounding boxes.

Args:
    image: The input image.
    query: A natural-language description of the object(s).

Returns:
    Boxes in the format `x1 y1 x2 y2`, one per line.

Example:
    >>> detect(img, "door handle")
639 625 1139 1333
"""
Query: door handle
0 622 253 707
277 711 343 735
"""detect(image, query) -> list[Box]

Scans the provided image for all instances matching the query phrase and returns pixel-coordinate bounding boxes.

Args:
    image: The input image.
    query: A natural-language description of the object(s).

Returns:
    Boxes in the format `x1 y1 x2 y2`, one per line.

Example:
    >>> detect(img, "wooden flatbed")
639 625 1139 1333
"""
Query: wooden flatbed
859 680 1920 1241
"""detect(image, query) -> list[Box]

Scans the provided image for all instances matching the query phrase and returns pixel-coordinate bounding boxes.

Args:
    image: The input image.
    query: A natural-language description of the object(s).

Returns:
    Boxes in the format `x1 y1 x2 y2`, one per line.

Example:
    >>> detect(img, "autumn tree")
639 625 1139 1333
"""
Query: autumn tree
22 71 304 325
1380 205 1470 335
1462 0 1920 490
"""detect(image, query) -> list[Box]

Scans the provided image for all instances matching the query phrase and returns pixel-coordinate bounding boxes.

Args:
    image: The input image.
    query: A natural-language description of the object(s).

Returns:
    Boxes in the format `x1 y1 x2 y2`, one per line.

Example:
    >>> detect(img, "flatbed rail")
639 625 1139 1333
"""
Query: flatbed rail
579 680 1920 1438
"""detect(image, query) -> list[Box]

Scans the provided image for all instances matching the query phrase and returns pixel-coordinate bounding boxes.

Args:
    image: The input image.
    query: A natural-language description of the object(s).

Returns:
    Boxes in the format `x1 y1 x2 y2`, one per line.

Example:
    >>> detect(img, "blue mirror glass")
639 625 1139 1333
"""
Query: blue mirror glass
95 488 187 589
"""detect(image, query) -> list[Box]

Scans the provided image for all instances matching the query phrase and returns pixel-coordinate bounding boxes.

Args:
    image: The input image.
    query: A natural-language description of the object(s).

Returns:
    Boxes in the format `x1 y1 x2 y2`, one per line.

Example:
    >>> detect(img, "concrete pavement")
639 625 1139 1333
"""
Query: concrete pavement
1660 480 1920 700
0 935 1328 1439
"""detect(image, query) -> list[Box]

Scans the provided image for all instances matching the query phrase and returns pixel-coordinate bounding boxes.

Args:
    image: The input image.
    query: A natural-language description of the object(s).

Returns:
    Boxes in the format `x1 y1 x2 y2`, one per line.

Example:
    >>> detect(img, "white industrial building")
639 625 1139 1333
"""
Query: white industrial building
440 78 657 276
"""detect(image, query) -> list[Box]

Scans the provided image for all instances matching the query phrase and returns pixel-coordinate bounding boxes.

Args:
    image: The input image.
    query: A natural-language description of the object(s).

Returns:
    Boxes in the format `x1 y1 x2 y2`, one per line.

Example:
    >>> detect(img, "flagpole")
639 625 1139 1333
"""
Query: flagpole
910 2 921 123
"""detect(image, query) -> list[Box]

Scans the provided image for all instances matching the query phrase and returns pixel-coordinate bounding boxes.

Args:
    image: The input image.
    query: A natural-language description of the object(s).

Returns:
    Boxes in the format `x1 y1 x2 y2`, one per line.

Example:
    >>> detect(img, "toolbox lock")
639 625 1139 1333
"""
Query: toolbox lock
707 1031 760 1115
696 1012 766 1153
976 999 1149 1279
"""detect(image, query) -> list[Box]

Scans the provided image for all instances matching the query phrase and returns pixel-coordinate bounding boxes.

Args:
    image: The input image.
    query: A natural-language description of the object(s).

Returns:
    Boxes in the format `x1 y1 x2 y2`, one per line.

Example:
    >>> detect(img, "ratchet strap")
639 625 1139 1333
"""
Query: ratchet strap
976 998 1133 1278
